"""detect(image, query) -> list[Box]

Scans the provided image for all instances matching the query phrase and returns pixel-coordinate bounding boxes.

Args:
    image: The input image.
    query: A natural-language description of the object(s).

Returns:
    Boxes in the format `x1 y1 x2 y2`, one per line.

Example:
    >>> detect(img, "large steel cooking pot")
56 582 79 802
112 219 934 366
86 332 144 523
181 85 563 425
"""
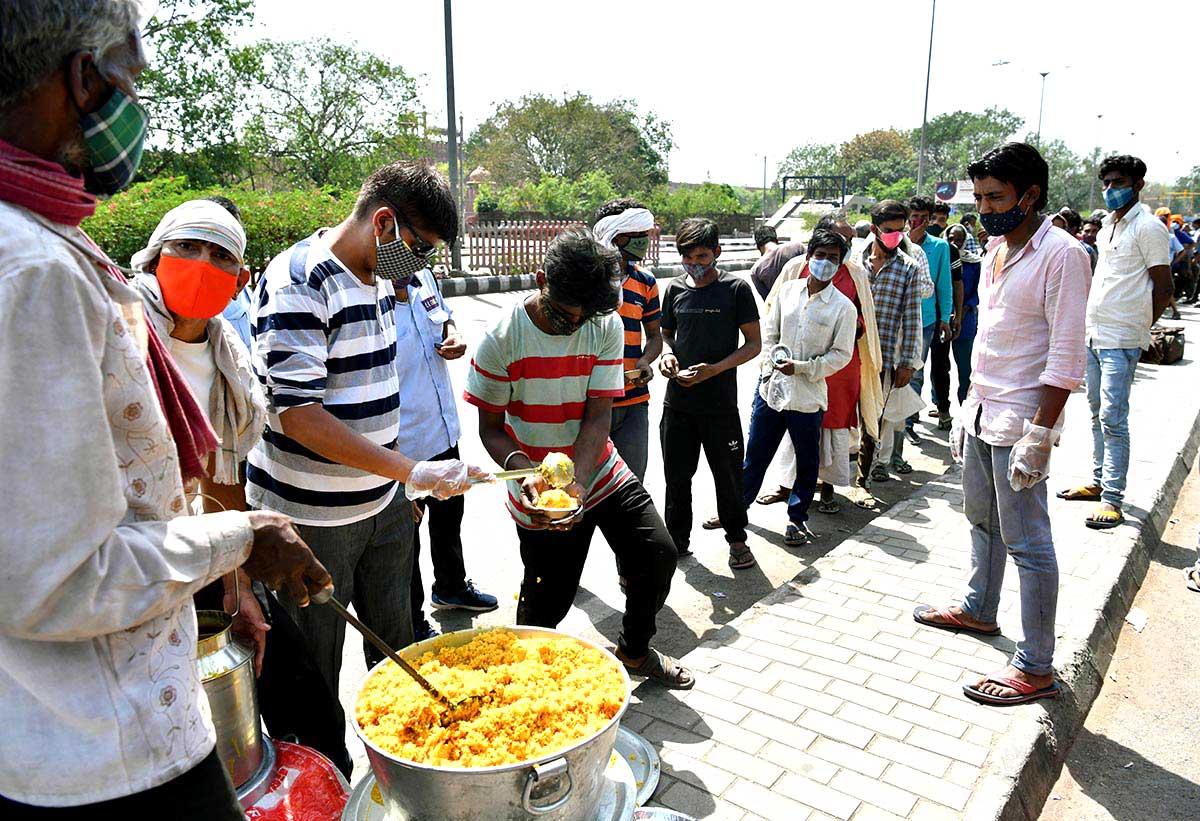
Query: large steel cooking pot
354 626 631 821
197 608 264 788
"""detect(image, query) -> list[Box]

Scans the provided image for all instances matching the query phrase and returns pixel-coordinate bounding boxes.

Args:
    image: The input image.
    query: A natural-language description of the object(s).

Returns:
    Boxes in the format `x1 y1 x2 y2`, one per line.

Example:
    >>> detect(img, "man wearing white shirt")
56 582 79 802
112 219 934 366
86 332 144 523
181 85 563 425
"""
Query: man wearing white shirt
741 229 857 547
1058 155 1171 530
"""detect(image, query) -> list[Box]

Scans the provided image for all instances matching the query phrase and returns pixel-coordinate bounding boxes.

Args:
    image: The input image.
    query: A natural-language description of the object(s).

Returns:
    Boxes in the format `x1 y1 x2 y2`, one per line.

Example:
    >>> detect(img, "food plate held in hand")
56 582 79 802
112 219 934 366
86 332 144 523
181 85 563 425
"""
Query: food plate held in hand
532 488 580 520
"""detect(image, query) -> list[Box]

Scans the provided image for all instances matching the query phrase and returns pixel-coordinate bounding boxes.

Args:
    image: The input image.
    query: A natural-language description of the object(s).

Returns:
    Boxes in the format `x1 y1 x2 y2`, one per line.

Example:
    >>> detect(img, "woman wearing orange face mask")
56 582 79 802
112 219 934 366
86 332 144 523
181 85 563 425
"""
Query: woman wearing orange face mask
130 199 356 777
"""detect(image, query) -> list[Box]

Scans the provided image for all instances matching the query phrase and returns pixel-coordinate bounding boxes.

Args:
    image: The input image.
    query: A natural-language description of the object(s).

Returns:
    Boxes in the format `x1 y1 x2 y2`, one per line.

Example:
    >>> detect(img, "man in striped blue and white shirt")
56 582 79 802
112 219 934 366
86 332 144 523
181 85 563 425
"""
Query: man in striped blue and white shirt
248 162 484 696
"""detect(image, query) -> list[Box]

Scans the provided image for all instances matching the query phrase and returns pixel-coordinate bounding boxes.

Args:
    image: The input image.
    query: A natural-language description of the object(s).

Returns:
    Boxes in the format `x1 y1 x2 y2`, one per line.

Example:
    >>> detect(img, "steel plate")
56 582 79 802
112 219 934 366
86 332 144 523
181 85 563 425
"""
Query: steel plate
614 726 660 806
342 752 637 820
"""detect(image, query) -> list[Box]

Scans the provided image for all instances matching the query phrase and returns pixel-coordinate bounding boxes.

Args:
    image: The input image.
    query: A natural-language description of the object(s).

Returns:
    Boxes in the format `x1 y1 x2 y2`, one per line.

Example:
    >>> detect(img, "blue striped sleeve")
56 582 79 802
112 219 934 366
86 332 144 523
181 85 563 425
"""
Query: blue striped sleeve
259 281 329 407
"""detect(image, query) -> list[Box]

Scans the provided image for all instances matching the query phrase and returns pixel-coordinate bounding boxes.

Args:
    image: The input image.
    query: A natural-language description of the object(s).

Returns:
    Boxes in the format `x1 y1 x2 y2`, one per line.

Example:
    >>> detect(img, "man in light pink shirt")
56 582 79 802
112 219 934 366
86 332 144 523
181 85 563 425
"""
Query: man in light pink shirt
913 143 1090 707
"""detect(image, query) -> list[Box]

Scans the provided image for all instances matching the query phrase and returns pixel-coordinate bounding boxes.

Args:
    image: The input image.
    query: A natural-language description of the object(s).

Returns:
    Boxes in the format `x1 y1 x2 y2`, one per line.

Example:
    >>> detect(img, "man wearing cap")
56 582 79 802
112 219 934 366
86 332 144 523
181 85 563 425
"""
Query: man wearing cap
0 3 330 813
749 224 807 300
593 198 662 481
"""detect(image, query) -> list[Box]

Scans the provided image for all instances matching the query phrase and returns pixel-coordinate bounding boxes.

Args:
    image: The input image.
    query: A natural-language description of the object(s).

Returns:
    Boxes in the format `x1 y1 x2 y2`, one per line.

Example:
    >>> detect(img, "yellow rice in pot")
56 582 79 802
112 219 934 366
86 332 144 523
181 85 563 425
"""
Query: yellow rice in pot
356 630 626 767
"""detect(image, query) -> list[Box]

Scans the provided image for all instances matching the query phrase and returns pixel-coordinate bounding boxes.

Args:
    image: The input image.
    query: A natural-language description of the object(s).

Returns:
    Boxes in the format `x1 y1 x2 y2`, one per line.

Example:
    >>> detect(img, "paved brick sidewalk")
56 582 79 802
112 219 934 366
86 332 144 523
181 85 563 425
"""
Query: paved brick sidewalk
626 309 1200 820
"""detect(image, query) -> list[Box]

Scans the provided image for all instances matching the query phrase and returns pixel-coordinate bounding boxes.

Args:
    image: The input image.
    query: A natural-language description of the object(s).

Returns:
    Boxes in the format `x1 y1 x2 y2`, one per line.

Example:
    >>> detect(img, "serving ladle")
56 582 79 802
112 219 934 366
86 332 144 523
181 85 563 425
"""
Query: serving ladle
312 589 485 724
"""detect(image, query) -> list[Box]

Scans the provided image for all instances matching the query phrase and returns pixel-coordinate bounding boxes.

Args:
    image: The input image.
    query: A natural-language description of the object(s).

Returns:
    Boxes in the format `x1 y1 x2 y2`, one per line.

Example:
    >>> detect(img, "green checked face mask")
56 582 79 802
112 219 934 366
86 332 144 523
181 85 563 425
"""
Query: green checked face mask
80 86 149 195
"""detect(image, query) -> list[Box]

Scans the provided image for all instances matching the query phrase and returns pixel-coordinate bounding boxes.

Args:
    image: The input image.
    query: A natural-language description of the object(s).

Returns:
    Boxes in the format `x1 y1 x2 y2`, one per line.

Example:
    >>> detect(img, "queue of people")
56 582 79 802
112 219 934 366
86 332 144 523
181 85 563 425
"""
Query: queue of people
2 4 1194 814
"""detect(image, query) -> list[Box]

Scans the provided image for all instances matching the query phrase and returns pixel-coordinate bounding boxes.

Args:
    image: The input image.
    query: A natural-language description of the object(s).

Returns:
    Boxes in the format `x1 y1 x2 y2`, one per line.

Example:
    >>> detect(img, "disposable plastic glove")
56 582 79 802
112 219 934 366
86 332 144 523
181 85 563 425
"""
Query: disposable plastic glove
949 414 966 464
1007 421 1059 492
405 460 492 500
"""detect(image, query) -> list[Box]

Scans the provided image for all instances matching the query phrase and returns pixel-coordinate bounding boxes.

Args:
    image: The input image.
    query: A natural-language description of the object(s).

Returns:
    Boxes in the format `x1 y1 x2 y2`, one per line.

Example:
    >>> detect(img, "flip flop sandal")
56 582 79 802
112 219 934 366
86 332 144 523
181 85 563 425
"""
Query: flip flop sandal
912 604 1001 637
963 673 1060 706
938 416 953 431
1085 509 1125 530
1187 567 1200 593
851 493 876 509
624 648 695 690
701 516 722 530
784 523 813 546
1057 485 1103 501
871 464 891 482
817 499 841 515
893 459 914 475
756 487 790 505
728 544 757 570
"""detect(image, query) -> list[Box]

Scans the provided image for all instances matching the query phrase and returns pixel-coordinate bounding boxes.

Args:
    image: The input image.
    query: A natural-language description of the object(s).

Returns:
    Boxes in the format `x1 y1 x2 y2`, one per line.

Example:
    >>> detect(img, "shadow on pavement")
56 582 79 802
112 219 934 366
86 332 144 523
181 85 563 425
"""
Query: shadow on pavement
1052 726 1200 819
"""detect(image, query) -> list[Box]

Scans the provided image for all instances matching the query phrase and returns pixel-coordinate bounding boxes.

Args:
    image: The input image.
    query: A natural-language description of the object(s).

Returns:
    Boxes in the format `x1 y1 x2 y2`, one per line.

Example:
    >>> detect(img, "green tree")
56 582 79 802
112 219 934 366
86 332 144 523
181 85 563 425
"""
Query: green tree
137 0 254 182
867 177 917 201
775 143 839 186
912 108 1024 187
838 129 915 195
493 171 618 218
465 93 672 192
236 38 424 189
1033 136 1093 210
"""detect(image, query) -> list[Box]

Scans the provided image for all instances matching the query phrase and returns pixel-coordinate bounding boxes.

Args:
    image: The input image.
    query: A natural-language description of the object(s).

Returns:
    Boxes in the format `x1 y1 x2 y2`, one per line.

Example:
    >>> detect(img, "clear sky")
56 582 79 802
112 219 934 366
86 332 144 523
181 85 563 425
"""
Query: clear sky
246 0 1193 187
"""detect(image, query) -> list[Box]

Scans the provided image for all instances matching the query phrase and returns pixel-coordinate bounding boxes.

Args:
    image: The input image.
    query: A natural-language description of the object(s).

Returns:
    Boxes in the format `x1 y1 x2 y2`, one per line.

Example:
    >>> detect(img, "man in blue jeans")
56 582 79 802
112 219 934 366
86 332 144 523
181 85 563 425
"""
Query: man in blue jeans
897 196 952 464
916 143 1090 705
1057 155 1172 529
741 230 856 547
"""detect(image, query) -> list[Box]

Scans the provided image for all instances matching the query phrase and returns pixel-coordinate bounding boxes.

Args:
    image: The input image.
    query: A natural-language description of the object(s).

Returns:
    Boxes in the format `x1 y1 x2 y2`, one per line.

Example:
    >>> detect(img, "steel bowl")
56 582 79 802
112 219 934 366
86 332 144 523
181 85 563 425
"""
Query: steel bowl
353 626 631 820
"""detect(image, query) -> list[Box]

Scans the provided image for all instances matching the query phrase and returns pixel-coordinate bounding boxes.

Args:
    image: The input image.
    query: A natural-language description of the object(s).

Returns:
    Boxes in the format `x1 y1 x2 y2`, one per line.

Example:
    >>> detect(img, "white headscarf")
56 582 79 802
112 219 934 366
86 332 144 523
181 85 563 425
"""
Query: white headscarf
593 207 654 249
131 199 247 271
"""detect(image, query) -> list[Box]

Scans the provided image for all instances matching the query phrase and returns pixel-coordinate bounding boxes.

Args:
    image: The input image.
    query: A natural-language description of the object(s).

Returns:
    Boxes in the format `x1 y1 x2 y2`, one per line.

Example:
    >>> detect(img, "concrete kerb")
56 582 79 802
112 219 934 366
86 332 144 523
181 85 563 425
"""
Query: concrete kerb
438 261 755 298
968 398 1200 821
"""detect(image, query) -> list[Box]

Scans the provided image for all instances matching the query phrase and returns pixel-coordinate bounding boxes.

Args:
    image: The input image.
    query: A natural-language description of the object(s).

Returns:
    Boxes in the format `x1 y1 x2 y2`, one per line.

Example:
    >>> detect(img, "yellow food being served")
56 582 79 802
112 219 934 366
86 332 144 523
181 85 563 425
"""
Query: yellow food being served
536 488 576 509
540 452 575 488
356 630 625 767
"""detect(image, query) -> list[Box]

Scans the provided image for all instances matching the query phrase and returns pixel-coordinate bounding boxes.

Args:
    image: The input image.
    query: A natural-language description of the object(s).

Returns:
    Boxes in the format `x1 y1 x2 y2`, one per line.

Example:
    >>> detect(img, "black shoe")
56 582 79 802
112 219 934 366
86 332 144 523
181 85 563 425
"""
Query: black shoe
431 580 499 612
905 428 920 446
414 619 440 642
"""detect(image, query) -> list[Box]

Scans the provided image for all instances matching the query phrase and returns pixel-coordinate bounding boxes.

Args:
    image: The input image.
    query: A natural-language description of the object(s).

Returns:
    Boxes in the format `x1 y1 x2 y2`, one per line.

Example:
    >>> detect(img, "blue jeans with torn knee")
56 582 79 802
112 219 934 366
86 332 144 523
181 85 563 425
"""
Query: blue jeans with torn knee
961 433 1058 676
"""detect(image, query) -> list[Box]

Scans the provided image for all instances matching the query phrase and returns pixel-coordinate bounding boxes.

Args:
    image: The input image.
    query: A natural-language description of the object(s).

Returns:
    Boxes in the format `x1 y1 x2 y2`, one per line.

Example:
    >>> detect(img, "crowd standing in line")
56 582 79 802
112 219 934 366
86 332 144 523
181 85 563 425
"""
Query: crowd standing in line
3 2 1198 813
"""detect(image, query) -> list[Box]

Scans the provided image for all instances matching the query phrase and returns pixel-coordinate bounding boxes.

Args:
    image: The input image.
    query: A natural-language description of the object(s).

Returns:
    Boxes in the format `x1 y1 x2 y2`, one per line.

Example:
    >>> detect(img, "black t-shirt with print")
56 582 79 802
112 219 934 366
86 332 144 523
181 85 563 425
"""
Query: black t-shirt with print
660 273 759 414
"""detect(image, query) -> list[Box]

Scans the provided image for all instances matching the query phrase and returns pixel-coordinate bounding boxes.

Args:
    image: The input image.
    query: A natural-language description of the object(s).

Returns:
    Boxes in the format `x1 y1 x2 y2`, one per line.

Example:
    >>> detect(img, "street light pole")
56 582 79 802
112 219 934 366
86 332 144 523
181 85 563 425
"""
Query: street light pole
443 0 462 271
915 0 937 194
762 155 767 218
1035 71 1049 147
1088 113 1103 210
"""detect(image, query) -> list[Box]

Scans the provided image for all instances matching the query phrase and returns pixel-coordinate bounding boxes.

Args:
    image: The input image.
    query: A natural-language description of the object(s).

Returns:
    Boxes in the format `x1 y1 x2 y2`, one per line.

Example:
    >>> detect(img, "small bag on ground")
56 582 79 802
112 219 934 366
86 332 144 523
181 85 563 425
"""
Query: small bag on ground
1141 325 1185 365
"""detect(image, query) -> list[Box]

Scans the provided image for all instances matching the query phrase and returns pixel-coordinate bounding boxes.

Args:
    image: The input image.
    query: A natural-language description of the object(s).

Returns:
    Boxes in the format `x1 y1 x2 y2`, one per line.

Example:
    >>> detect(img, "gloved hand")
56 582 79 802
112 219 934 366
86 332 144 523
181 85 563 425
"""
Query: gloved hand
405 460 492 500
949 414 966 464
1007 421 1059 492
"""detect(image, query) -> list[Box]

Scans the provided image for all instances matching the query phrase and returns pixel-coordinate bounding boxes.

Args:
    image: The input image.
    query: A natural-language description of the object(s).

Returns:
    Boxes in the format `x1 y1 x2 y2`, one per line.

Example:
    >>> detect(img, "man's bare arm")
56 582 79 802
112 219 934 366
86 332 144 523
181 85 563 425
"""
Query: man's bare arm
279 404 414 482
1148 264 1173 322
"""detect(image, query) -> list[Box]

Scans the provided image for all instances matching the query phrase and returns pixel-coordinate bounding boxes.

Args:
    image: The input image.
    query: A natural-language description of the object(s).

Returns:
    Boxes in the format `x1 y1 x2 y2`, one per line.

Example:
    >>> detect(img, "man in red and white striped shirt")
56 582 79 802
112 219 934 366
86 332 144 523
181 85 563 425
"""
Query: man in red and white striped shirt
465 229 693 689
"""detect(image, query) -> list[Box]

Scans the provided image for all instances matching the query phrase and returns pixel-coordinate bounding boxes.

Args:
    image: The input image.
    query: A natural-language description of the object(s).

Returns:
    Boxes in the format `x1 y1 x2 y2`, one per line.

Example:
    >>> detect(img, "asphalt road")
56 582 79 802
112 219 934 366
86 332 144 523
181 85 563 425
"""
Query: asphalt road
1041 453 1200 820
337 279 957 781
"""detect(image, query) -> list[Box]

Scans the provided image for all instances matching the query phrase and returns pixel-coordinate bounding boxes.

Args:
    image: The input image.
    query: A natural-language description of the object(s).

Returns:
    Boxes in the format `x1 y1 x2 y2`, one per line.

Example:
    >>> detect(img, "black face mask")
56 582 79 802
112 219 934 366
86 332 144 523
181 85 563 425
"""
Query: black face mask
926 224 945 237
541 295 585 335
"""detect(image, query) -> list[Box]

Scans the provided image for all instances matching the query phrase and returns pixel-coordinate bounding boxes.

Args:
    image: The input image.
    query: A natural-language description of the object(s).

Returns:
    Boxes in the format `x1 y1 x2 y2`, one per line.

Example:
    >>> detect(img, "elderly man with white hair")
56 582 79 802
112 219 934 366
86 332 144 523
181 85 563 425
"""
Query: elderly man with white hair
0 2 330 815
592 197 662 481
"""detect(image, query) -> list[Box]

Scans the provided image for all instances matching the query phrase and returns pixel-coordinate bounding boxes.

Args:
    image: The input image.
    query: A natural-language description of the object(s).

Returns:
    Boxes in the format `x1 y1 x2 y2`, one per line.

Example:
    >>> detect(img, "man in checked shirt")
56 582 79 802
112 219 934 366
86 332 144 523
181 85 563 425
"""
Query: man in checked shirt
856 199 925 485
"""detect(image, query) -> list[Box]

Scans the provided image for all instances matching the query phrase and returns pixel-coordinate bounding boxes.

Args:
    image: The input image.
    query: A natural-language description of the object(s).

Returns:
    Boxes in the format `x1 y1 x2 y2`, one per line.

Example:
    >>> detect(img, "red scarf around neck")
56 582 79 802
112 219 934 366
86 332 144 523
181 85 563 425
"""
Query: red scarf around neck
0 138 96 226
0 143 220 485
